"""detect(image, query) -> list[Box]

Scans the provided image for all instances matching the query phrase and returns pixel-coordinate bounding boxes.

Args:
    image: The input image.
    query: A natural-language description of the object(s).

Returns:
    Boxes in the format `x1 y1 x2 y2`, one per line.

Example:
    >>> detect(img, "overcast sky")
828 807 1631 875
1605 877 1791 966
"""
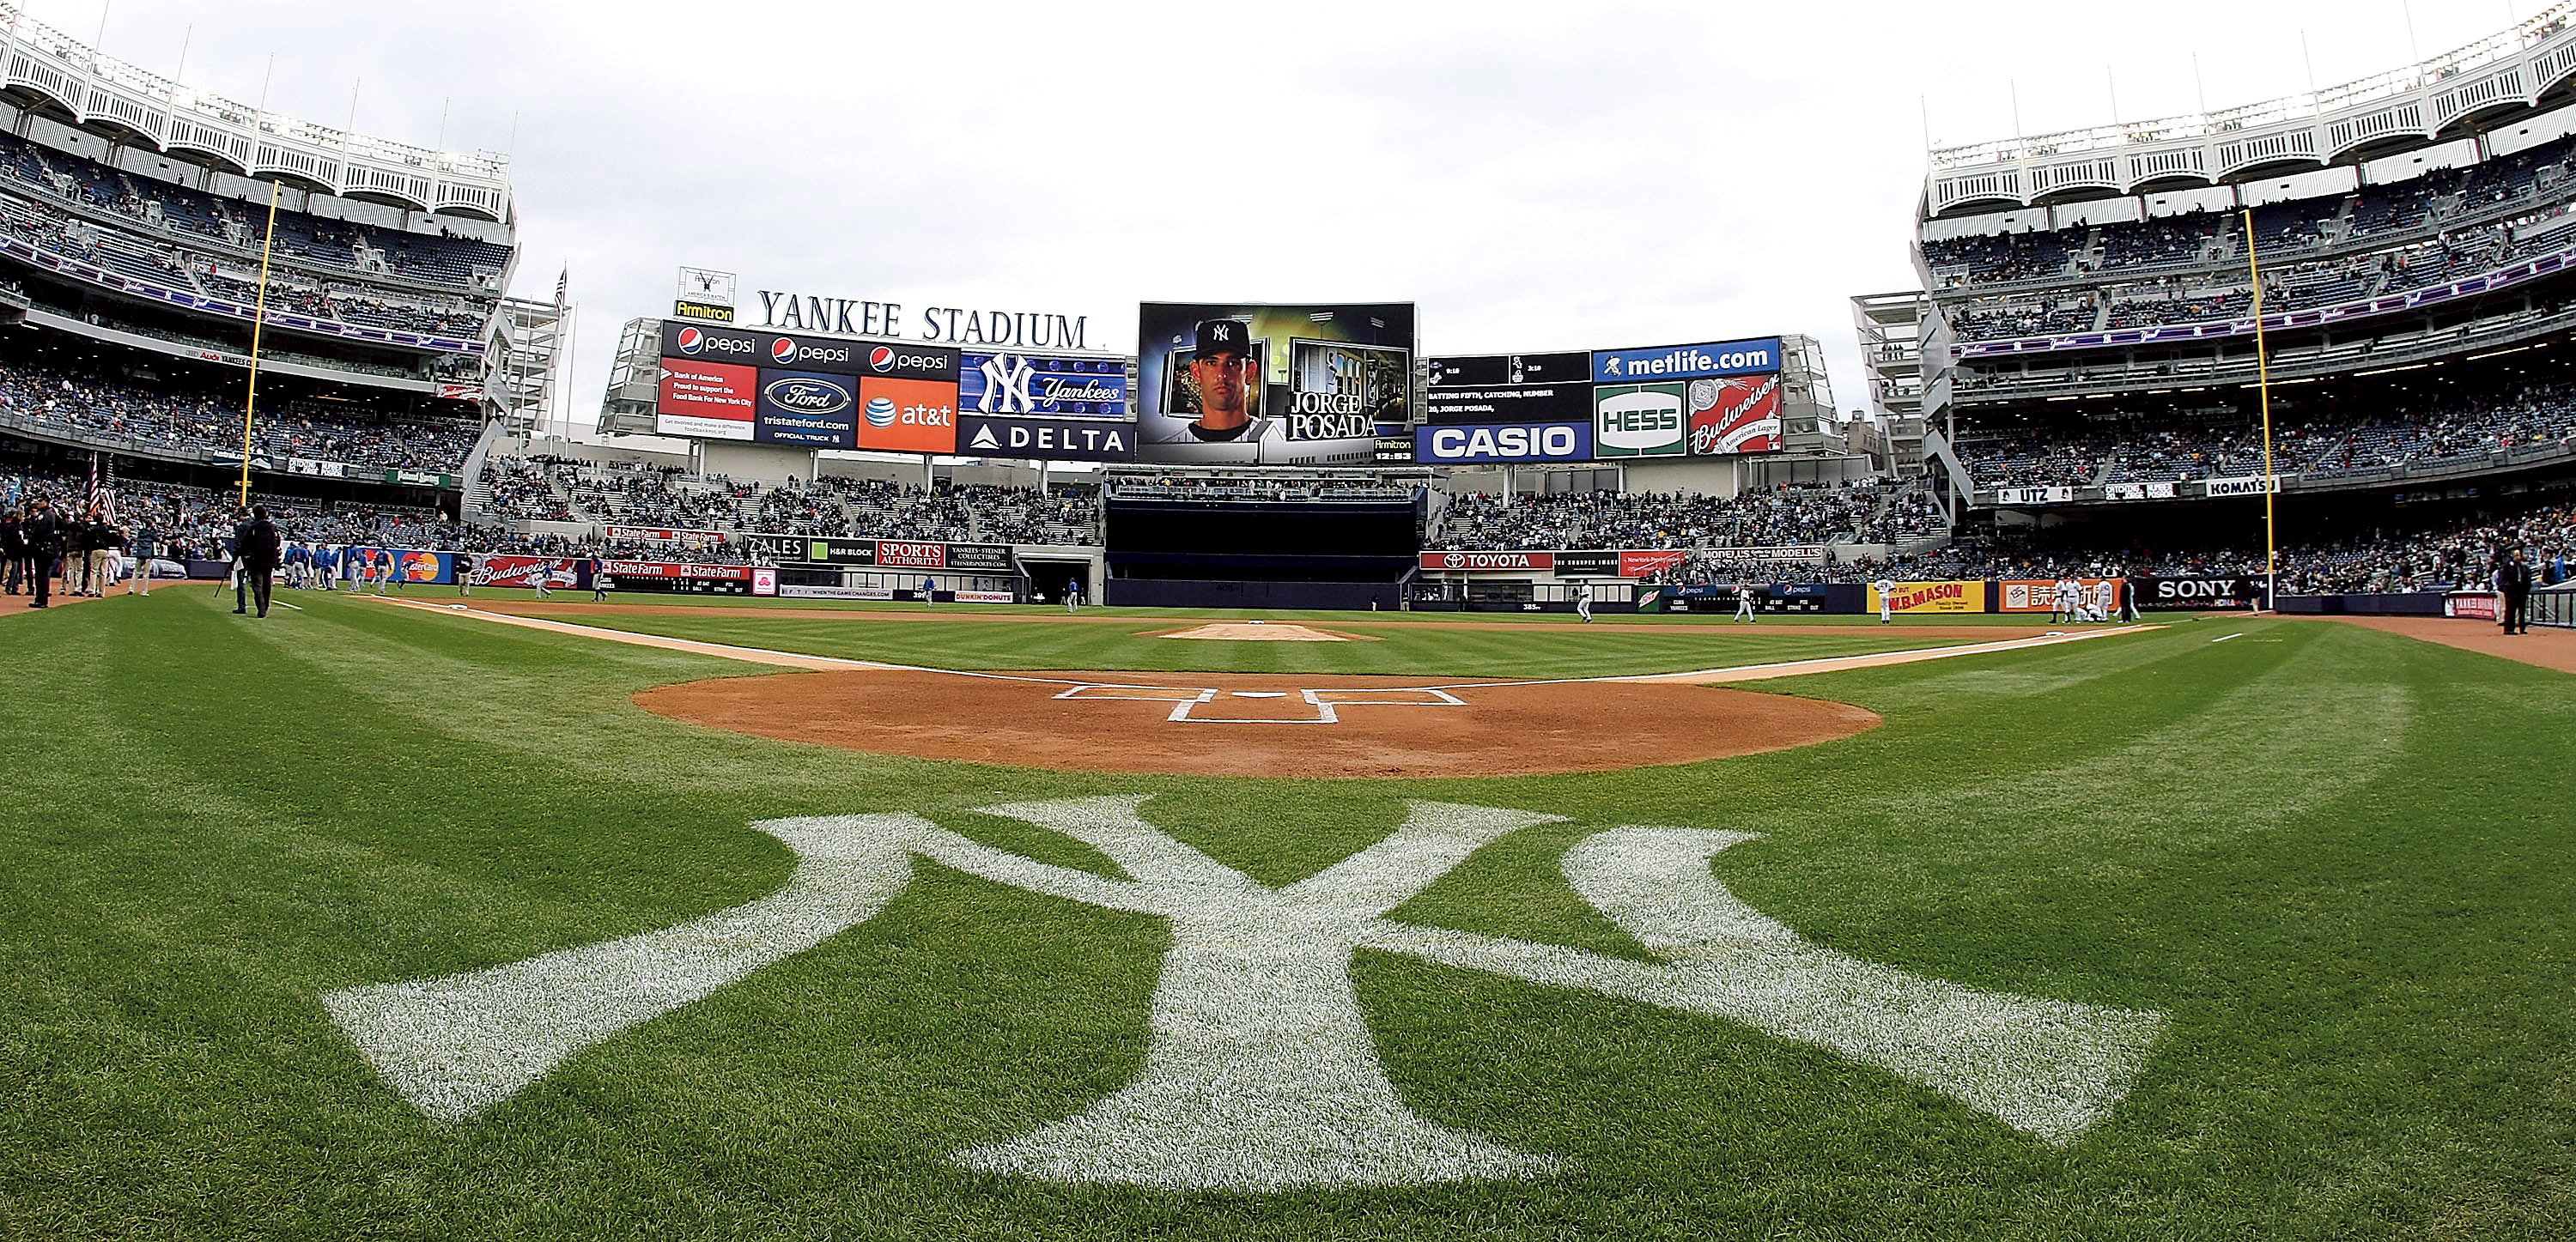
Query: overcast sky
21 0 2533 435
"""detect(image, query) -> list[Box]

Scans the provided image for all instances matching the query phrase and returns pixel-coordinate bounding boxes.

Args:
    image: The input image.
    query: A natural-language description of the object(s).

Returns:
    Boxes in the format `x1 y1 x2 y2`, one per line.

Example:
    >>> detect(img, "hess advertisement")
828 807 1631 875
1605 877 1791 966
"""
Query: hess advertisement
1137 302 1414 465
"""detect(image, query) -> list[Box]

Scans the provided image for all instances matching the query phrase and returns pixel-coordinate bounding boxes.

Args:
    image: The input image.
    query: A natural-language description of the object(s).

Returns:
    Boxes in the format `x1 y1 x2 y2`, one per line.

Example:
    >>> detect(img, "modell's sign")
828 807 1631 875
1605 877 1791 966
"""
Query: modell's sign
1420 551 1554 572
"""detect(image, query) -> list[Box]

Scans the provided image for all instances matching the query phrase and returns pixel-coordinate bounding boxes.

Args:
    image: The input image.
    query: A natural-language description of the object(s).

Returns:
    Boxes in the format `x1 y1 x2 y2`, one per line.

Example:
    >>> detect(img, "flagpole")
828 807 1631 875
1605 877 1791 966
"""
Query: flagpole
2241 207 2279 612
238 179 282 507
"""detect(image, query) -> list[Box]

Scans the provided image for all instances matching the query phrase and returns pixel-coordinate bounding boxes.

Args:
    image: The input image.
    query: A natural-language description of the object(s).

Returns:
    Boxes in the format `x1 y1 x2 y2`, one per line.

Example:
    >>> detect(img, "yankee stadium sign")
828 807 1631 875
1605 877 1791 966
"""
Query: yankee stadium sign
753 288 1092 350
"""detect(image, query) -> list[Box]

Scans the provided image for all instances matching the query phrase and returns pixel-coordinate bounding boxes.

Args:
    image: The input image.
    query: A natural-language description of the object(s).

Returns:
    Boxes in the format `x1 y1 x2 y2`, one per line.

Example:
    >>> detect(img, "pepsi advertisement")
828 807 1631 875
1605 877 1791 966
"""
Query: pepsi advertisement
1136 301 1414 465
754 369 860 448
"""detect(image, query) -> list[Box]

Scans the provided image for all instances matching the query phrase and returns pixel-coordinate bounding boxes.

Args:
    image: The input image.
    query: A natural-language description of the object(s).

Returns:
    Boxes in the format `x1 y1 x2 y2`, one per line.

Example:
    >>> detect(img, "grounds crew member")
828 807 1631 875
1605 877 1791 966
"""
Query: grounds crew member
1066 574 1081 614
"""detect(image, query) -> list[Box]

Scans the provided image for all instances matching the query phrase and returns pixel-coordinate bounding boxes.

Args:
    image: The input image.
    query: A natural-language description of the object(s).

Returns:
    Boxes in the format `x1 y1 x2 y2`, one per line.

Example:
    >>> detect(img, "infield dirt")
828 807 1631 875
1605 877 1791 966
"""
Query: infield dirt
636 669 1883 779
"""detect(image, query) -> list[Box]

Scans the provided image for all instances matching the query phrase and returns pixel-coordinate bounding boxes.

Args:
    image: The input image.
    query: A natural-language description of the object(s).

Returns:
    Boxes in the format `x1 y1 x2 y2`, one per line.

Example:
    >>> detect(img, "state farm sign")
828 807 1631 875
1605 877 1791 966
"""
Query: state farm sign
1420 551 1555 572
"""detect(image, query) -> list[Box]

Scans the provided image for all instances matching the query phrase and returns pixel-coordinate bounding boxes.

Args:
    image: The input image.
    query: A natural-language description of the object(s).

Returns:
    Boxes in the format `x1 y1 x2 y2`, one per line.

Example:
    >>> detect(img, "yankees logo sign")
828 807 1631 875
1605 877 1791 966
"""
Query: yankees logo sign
324 800 2163 1191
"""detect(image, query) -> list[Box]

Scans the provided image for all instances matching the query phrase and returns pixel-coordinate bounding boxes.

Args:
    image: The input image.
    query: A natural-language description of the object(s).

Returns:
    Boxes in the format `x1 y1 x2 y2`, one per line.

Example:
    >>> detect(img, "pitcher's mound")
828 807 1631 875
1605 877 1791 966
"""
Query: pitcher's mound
1156 622 1361 642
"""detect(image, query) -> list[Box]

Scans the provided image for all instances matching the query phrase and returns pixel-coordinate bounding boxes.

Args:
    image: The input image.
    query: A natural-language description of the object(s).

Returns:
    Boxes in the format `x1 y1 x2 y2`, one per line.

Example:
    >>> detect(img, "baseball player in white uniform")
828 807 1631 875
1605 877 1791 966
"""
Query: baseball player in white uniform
1735 583 1758 623
1574 581 1593 623
1873 578 1896 623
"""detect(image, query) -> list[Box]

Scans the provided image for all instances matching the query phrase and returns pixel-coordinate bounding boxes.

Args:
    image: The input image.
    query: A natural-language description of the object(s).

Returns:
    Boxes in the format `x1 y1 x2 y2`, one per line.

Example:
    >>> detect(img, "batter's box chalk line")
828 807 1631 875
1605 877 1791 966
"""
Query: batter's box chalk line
1053 683 1467 724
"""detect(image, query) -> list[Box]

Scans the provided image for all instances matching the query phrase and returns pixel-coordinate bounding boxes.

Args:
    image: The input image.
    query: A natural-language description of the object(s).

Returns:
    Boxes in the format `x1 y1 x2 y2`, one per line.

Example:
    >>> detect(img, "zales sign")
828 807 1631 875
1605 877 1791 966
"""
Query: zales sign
323 798 2163 1191
754 288 1091 350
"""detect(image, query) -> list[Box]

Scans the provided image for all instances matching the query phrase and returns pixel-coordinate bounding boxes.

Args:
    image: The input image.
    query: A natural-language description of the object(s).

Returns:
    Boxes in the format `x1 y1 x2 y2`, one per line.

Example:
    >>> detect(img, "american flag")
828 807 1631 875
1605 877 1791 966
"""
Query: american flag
85 452 99 514
554 265 568 318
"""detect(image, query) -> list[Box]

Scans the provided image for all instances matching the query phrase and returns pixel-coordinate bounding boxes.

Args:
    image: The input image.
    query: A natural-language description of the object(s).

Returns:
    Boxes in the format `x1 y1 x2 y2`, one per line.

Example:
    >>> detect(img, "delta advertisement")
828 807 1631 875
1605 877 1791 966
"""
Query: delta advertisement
1137 302 1415 465
955 348 1136 462
1417 335 1784 464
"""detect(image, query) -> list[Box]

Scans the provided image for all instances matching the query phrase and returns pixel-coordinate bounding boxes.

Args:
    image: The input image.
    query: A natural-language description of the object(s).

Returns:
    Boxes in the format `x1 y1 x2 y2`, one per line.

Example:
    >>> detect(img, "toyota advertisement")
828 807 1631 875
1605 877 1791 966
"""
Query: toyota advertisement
1137 301 1415 465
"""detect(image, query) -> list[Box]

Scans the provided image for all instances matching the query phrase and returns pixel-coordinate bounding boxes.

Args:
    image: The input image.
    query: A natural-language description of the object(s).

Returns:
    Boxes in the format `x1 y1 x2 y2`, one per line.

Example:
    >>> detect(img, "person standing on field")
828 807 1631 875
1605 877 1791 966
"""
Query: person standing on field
1065 575 1081 614
920 575 937 608
1574 580 1594 623
1735 582 1759 623
21 496 59 608
1873 577 1896 623
234 506 282 617
126 522 158 596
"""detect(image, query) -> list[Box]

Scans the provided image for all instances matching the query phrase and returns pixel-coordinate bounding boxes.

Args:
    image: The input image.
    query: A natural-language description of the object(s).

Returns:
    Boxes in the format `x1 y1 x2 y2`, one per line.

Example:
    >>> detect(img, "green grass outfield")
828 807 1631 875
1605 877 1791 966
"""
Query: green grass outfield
3 590 2570 1239
538 600 2012 678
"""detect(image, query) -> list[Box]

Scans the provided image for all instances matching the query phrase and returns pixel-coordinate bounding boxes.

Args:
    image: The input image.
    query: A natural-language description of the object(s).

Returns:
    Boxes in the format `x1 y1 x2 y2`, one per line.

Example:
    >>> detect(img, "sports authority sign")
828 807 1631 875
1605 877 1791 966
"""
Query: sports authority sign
324 798 2162 1189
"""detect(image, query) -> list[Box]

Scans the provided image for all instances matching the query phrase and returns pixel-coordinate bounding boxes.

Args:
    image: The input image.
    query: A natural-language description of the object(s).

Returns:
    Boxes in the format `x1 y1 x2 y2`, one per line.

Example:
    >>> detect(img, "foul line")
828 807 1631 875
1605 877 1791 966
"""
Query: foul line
362 596 2163 693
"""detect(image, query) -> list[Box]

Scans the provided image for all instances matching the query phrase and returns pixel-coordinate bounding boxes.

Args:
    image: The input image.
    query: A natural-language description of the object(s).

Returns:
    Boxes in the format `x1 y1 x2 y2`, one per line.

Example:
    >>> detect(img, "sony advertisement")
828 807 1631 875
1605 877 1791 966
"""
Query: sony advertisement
1136 302 1415 465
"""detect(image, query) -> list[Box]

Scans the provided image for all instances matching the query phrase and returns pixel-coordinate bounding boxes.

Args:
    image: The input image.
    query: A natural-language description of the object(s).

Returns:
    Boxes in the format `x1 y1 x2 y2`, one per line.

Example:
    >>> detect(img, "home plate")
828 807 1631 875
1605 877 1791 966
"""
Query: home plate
1157 623 1355 641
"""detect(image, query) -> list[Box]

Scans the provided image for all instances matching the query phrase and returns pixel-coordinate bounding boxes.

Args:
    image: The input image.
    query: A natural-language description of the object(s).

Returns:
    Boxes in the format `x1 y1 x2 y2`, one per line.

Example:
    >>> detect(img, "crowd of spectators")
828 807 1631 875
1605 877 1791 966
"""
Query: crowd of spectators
1926 132 2576 297
0 358 479 471
477 456 1106 546
1884 500 2573 595
0 126 509 292
1958 380 2576 489
1429 479 1941 553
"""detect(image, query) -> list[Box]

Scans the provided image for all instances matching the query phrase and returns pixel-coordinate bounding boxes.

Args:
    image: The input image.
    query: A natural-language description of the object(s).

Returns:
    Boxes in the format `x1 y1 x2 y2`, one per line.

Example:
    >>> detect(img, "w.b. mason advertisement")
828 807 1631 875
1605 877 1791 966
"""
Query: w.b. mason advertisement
1137 302 1415 465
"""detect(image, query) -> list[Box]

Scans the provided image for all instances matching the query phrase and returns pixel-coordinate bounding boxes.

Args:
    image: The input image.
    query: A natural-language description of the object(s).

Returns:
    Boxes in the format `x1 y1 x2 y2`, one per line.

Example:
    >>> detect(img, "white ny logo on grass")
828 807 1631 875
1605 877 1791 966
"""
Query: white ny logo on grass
324 799 2164 1191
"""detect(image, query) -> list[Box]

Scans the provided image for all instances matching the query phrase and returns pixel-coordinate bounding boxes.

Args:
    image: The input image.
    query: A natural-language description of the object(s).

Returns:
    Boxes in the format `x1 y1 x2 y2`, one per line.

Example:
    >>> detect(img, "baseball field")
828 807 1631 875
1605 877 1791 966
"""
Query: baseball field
3 588 2570 1239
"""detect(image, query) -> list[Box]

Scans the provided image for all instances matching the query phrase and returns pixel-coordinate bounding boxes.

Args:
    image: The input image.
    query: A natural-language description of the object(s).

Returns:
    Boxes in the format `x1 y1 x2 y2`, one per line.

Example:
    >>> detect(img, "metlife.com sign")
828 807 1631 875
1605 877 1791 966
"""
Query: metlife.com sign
1590 336 1783 384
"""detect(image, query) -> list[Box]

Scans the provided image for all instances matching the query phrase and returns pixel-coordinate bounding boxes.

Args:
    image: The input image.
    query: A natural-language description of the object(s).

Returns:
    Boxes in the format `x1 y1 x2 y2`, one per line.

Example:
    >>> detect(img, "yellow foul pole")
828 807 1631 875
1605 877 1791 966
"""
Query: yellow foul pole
237 179 282 508
2240 208 2279 611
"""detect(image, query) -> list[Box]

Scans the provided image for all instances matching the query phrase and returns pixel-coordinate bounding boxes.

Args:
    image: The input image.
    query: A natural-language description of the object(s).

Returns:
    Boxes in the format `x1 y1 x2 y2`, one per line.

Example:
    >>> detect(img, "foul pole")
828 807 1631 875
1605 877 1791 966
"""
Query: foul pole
236 179 283 507
2240 208 2279 611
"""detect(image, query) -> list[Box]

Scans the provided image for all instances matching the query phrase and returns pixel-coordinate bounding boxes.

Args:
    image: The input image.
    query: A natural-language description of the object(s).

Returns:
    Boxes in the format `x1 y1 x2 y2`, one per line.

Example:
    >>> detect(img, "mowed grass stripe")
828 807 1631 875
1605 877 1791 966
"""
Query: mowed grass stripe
0 602 2570 1239
546 609 1978 678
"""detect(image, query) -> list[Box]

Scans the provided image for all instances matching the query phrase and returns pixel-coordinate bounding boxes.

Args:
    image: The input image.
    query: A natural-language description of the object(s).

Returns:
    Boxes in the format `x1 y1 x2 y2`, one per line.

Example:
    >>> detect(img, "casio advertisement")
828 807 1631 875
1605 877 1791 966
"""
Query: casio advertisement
1413 421 1595 463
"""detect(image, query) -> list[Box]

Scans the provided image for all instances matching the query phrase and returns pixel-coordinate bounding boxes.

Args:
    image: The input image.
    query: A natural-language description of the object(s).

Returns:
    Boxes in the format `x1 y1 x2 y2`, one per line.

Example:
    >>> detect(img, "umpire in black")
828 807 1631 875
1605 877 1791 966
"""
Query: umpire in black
234 505 283 617
21 495 60 608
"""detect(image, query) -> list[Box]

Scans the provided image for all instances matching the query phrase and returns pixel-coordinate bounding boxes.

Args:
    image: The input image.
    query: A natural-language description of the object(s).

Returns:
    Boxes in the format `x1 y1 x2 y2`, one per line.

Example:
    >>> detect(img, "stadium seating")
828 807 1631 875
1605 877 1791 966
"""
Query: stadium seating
1426 478 1941 553
479 455 1106 546
0 355 478 471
